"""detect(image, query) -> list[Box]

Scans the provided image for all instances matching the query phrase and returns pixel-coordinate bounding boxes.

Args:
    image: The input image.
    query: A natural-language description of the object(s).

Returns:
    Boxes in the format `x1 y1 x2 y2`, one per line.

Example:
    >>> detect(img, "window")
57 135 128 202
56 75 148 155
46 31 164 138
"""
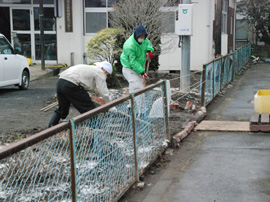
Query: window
230 16 233 35
34 7 56 31
85 0 116 7
12 9 30 31
221 0 228 34
0 37 13 54
84 0 115 34
0 0 31 4
33 0 54 4
35 34 57 60
84 0 176 34
86 12 106 33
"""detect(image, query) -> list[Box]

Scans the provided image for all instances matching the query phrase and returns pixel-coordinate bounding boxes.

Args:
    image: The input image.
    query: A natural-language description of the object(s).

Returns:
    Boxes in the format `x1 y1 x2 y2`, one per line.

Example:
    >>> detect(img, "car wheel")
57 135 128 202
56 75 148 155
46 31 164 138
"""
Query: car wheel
19 70 29 90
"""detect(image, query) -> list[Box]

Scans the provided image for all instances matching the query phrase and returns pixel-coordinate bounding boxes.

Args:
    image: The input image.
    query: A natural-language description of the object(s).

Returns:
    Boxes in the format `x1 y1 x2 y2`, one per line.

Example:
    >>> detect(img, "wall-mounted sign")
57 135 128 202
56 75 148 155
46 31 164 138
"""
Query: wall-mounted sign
65 0 73 32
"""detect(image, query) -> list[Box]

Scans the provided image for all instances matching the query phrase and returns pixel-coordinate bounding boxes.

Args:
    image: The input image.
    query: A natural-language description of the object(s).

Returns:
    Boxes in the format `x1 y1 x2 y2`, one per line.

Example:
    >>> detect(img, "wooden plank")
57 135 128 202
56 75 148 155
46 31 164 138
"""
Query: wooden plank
261 113 269 124
250 124 270 132
250 113 260 124
195 120 250 132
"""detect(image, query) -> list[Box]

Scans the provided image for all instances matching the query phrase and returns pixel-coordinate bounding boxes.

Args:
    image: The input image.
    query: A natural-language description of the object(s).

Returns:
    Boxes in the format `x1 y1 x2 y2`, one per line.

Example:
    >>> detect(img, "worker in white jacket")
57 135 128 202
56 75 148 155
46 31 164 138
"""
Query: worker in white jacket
48 61 112 127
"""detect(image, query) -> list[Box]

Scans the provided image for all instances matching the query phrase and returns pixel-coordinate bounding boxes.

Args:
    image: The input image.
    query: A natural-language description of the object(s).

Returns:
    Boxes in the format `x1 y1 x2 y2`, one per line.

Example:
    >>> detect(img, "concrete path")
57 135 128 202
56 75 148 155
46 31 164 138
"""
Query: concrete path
142 63 270 202
29 65 62 81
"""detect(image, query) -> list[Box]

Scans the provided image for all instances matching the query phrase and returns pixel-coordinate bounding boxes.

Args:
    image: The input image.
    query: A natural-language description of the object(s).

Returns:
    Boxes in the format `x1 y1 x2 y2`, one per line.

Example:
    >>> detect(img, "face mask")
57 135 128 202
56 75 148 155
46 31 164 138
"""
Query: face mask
138 38 144 43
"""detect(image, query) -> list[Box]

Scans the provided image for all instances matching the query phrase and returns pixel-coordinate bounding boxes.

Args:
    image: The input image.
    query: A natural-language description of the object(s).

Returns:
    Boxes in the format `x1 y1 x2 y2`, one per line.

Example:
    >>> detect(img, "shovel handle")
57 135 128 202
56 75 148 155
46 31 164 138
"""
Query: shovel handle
144 59 151 87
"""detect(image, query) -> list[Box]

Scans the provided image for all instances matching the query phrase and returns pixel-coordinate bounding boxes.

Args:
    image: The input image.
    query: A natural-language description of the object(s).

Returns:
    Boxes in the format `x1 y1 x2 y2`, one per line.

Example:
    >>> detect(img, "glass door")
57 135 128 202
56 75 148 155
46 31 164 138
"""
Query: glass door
10 6 57 63
33 6 57 62
10 8 32 59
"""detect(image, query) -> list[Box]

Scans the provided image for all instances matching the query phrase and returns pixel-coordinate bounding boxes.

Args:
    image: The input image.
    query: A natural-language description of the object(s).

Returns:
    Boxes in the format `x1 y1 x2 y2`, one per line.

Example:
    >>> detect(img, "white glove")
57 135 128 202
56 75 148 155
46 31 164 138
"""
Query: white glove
109 107 117 113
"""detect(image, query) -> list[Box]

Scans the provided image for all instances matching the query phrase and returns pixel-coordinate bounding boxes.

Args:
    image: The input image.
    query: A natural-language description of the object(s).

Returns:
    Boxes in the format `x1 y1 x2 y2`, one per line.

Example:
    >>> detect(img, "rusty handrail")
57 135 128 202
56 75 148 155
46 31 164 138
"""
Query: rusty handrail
204 44 250 66
72 80 164 124
0 122 70 160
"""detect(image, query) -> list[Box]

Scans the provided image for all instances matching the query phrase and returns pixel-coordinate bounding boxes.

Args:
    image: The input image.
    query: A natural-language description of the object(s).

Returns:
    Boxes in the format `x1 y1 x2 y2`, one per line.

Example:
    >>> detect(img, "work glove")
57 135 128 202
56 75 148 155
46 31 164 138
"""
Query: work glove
147 51 153 60
141 73 149 79
109 106 117 113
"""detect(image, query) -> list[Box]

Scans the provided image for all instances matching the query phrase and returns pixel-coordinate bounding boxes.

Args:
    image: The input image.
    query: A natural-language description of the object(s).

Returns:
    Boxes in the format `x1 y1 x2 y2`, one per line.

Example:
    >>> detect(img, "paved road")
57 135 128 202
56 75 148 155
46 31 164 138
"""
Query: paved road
120 63 270 202
0 76 79 141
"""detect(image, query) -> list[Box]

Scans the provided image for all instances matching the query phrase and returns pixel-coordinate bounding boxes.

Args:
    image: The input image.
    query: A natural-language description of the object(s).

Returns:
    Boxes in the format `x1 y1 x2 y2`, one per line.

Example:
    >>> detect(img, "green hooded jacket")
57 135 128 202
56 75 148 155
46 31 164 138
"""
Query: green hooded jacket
120 33 154 74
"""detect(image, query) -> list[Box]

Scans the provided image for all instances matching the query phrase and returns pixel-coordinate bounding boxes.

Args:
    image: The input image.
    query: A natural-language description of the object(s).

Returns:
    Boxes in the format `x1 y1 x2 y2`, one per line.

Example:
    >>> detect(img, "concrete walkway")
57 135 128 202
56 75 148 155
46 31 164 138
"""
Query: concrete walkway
142 63 270 202
29 65 62 81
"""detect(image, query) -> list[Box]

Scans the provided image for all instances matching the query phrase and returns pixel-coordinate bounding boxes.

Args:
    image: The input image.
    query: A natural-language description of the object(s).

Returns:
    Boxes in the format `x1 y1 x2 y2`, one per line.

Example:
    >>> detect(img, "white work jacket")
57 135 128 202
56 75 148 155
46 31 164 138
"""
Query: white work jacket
59 64 110 103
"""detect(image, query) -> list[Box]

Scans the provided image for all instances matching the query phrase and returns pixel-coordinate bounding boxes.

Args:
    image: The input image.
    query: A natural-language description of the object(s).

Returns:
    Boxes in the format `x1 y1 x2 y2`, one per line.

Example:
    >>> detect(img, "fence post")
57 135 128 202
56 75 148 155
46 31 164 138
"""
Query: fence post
201 65 206 107
226 55 230 84
212 60 215 99
69 119 78 202
130 93 139 181
220 57 224 90
232 52 236 81
163 79 170 141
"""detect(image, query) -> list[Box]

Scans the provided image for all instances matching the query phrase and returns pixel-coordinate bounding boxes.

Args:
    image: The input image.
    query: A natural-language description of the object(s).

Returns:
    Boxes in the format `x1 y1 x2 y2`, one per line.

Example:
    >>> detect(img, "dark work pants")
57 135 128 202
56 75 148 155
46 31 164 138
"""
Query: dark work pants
55 79 96 119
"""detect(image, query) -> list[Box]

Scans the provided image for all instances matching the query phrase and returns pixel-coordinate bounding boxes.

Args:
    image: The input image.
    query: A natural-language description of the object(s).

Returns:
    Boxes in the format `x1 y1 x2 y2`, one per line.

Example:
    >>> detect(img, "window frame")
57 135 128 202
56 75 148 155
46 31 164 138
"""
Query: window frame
84 0 113 35
221 1 228 34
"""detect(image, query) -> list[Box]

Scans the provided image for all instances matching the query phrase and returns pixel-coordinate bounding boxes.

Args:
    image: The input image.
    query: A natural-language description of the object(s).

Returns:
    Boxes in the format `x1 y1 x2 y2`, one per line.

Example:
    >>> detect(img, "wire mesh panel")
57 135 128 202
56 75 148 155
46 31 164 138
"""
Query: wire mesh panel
200 44 251 107
221 56 228 88
213 59 221 97
133 85 168 174
0 130 72 201
204 63 214 105
72 101 135 201
235 50 239 73
228 54 234 82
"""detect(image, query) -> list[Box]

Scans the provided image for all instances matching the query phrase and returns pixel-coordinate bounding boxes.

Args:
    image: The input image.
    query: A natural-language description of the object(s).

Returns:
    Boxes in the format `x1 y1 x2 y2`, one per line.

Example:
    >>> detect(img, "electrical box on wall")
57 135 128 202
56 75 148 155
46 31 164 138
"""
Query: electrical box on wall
175 4 193 36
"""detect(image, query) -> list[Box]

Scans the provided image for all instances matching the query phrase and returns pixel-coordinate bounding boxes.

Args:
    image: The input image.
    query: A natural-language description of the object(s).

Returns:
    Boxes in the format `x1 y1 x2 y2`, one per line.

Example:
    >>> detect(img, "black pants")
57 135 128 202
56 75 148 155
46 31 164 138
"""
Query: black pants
55 79 96 119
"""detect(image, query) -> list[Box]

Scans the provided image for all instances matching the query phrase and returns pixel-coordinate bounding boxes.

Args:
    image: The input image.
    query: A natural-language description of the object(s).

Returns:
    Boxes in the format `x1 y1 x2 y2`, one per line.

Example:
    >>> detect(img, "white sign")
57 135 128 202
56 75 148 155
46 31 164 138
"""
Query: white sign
175 4 193 36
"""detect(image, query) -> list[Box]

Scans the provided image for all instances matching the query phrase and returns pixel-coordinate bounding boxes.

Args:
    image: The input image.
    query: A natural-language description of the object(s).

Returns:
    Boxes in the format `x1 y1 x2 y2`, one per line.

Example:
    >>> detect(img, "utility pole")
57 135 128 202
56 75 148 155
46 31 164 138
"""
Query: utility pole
180 0 192 93
39 0 45 70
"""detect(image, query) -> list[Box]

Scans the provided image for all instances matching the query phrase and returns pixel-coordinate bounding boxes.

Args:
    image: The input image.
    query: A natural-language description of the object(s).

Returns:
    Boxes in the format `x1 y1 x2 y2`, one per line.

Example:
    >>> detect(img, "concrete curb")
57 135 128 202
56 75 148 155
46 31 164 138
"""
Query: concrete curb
30 67 61 82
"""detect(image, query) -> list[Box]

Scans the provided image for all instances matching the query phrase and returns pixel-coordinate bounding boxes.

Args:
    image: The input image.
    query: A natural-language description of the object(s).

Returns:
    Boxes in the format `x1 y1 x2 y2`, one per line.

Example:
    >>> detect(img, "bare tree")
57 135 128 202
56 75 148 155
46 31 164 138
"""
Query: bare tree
237 0 270 45
109 0 179 54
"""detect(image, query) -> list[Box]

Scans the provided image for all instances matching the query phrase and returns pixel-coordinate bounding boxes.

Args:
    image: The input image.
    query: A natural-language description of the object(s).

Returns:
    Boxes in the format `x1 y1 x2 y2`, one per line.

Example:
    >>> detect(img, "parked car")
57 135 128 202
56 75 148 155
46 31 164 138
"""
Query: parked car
0 34 30 90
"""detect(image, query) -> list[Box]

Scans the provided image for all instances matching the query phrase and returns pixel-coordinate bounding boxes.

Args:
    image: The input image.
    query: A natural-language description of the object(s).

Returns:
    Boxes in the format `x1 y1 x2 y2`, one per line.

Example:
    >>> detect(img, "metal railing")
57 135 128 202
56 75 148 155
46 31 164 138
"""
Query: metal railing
0 80 170 202
201 44 251 106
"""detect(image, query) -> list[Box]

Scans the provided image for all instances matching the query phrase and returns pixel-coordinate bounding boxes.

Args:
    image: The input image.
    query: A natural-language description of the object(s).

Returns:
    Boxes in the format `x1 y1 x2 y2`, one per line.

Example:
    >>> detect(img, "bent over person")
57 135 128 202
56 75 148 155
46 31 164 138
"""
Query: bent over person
48 61 112 127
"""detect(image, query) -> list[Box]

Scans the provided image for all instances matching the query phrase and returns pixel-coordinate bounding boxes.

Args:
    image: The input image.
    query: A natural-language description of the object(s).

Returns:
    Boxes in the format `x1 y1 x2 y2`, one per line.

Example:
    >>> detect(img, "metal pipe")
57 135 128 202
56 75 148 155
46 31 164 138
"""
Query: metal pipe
130 93 139 181
69 120 78 202
39 0 45 70
163 80 170 141
180 0 192 93
200 65 206 107
72 94 130 124
133 80 164 96
212 60 215 98
220 56 224 90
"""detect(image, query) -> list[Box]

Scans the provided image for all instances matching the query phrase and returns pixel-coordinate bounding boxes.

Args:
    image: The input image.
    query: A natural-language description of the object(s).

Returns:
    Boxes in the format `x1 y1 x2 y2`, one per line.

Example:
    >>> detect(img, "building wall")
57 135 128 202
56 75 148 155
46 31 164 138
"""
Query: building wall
191 0 215 69
57 0 84 66
159 0 215 72
56 0 235 71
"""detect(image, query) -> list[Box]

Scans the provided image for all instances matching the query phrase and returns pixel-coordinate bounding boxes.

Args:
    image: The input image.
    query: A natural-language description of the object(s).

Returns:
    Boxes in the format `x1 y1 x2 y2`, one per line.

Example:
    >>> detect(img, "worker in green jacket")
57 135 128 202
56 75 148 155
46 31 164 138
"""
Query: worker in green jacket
120 24 154 93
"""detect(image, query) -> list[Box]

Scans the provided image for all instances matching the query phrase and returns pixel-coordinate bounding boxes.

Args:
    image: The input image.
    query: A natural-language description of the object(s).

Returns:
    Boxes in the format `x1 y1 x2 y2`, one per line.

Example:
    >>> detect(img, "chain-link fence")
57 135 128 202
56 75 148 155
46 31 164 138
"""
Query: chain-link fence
0 80 170 202
201 44 251 106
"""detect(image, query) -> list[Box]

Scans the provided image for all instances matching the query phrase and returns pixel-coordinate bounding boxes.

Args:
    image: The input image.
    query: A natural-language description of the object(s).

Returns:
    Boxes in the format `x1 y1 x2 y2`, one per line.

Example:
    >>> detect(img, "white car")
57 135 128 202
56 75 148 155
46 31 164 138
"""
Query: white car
0 34 30 90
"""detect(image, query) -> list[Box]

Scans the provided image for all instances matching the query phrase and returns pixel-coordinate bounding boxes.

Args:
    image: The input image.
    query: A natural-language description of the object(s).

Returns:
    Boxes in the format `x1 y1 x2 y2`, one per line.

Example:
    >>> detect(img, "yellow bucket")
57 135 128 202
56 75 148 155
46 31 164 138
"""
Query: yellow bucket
254 90 270 114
